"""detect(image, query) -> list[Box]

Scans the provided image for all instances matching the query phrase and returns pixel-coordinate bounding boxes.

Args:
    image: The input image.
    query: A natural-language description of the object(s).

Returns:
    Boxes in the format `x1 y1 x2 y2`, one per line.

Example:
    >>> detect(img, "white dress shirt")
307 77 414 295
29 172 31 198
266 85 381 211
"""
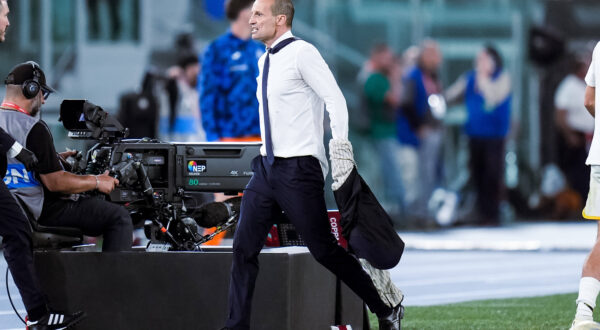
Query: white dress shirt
256 31 349 177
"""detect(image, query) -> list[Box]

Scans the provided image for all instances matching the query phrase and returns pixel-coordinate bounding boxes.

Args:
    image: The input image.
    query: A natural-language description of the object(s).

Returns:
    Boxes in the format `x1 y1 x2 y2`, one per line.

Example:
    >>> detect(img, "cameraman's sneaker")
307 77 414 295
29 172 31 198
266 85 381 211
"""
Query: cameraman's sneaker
26 310 85 330
570 318 600 330
378 303 404 330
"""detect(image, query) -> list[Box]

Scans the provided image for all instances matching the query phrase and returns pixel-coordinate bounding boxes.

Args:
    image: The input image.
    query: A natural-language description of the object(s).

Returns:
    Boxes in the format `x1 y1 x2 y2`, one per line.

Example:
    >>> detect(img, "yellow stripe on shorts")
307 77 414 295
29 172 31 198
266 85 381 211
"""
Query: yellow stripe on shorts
582 209 600 220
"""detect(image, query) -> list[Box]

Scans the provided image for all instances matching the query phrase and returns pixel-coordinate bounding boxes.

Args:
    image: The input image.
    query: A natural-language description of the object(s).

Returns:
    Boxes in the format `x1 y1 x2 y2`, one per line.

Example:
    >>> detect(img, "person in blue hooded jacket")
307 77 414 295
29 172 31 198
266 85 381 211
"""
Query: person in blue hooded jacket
397 40 444 220
199 0 265 142
445 45 512 225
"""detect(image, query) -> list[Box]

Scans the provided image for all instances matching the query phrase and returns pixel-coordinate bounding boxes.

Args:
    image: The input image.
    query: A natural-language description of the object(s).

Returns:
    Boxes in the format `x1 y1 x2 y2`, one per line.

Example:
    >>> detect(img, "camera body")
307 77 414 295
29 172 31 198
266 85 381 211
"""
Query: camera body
60 100 260 250
83 141 259 203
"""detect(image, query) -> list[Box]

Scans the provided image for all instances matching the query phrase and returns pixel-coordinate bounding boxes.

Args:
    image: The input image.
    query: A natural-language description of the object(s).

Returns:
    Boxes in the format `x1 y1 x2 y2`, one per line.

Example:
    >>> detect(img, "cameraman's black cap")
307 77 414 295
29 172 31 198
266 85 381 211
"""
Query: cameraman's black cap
4 61 56 93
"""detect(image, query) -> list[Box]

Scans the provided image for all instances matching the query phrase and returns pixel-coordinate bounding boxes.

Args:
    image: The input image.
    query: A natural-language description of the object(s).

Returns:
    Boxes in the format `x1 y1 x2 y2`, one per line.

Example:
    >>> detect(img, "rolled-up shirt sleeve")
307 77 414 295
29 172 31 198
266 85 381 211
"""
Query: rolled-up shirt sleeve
296 44 349 140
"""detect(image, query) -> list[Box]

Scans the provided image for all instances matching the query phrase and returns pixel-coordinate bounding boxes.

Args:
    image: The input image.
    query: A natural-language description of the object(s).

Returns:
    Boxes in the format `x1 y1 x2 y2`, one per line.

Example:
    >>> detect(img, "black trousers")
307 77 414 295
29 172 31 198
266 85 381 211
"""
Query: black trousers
469 137 505 225
40 196 133 252
225 156 391 329
0 182 47 319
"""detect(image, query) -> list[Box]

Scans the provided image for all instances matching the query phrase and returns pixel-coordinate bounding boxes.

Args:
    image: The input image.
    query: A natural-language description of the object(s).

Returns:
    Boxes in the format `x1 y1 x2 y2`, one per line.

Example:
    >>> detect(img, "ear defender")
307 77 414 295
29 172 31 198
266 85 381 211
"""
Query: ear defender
22 61 41 99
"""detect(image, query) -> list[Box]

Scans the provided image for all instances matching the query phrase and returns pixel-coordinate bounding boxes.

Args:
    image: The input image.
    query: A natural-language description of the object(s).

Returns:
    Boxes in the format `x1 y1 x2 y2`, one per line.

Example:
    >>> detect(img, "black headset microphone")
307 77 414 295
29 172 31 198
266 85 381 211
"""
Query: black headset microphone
4 61 42 99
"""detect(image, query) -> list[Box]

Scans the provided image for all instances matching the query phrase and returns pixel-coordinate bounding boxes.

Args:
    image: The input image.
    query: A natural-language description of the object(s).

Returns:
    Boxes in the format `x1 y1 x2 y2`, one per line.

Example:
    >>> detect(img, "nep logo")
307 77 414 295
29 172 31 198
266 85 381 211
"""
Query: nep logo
187 160 207 175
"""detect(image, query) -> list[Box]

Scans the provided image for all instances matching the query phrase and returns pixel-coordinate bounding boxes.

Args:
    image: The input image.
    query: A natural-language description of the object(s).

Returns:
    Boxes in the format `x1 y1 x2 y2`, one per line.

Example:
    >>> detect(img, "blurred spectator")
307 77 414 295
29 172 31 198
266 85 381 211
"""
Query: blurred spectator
117 71 159 139
166 53 206 142
445 45 512 225
554 52 594 200
402 45 420 69
353 46 378 134
356 51 376 86
199 0 264 142
363 44 405 219
397 39 444 221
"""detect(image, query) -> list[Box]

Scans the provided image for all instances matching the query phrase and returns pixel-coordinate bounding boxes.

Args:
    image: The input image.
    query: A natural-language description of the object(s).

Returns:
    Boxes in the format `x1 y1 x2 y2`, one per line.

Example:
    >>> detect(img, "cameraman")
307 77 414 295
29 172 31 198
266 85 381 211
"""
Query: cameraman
0 61 133 253
0 2 84 329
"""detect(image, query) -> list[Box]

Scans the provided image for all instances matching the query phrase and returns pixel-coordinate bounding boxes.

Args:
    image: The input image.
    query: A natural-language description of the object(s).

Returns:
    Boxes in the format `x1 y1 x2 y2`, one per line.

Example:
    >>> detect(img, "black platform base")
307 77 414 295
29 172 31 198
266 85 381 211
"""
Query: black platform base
34 247 365 330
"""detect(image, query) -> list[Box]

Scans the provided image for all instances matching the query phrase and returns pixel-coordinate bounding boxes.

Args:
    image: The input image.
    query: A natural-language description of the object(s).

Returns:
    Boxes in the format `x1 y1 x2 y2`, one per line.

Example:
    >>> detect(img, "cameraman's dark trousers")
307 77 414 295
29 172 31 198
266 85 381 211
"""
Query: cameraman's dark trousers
225 156 392 329
40 196 133 252
0 181 48 320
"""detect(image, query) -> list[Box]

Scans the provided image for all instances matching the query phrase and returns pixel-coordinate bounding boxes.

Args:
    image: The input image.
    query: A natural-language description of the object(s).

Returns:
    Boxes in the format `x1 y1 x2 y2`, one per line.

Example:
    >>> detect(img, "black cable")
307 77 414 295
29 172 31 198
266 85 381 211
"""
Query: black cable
5 267 26 324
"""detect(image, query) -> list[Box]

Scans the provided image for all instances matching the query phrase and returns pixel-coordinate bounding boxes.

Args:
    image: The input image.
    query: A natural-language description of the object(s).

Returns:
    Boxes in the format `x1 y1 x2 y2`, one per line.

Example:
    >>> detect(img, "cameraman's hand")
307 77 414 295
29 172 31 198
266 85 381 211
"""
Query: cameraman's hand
15 147 39 172
96 170 120 194
58 150 78 160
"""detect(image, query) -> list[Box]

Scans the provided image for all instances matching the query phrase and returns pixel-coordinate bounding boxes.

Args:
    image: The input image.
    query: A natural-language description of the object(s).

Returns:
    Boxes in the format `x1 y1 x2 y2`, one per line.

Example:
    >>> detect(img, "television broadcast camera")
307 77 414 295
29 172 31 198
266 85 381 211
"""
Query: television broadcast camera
59 100 260 250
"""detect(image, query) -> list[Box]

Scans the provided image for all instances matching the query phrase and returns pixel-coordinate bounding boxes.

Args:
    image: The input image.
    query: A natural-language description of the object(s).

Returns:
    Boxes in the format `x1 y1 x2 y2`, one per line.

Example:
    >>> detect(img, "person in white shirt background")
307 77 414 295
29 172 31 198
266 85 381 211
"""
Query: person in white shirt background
555 52 594 202
221 0 403 329
167 53 206 143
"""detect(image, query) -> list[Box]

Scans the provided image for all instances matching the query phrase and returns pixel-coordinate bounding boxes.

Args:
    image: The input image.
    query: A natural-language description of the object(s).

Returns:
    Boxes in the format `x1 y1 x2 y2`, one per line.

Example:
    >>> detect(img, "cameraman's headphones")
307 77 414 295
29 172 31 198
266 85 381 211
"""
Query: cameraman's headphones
4 61 42 99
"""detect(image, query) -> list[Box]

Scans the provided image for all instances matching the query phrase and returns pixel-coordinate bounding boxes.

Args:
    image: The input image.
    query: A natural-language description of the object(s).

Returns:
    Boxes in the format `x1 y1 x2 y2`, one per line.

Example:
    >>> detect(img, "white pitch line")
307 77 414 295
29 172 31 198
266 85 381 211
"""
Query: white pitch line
396 268 578 287
0 309 26 315
404 239 545 251
392 255 584 275
406 283 578 305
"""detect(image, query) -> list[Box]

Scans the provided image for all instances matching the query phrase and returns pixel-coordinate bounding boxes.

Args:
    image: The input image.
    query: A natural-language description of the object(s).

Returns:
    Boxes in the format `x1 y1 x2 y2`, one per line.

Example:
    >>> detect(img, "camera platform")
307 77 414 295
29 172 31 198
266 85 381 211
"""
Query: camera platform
34 247 366 330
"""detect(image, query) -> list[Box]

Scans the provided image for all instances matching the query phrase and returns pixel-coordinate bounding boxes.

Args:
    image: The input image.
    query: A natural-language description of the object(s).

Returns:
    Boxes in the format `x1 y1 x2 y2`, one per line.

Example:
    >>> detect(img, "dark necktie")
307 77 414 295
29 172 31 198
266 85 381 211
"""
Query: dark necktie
262 37 297 165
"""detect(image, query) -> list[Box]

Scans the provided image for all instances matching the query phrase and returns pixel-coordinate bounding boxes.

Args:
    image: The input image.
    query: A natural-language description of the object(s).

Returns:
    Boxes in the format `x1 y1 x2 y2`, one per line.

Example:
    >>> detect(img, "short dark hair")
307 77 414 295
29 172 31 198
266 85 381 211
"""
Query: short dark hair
272 0 294 27
177 53 199 69
225 0 253 21
484 44 503 70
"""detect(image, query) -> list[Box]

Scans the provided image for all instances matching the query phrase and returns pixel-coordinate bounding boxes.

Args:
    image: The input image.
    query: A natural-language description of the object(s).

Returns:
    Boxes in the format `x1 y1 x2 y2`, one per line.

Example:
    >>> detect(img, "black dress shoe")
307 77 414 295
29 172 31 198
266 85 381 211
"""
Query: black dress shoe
378 303 404 330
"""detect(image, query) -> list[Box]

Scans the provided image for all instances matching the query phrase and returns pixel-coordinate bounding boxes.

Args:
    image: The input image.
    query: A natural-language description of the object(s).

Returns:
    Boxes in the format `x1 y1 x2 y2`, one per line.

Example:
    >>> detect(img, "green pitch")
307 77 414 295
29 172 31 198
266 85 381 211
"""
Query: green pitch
369 293 592 330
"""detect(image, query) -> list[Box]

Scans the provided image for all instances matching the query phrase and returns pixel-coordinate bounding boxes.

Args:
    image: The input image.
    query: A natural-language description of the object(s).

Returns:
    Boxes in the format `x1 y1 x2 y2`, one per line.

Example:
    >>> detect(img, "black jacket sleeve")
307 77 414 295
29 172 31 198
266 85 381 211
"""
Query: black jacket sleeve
0 127 16 154
333 167 405 270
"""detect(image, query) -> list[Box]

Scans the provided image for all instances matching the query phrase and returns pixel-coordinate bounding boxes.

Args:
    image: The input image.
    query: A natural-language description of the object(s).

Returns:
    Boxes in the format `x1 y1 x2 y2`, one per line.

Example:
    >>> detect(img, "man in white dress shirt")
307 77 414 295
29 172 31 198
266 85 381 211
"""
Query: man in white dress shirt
221 0 403 329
